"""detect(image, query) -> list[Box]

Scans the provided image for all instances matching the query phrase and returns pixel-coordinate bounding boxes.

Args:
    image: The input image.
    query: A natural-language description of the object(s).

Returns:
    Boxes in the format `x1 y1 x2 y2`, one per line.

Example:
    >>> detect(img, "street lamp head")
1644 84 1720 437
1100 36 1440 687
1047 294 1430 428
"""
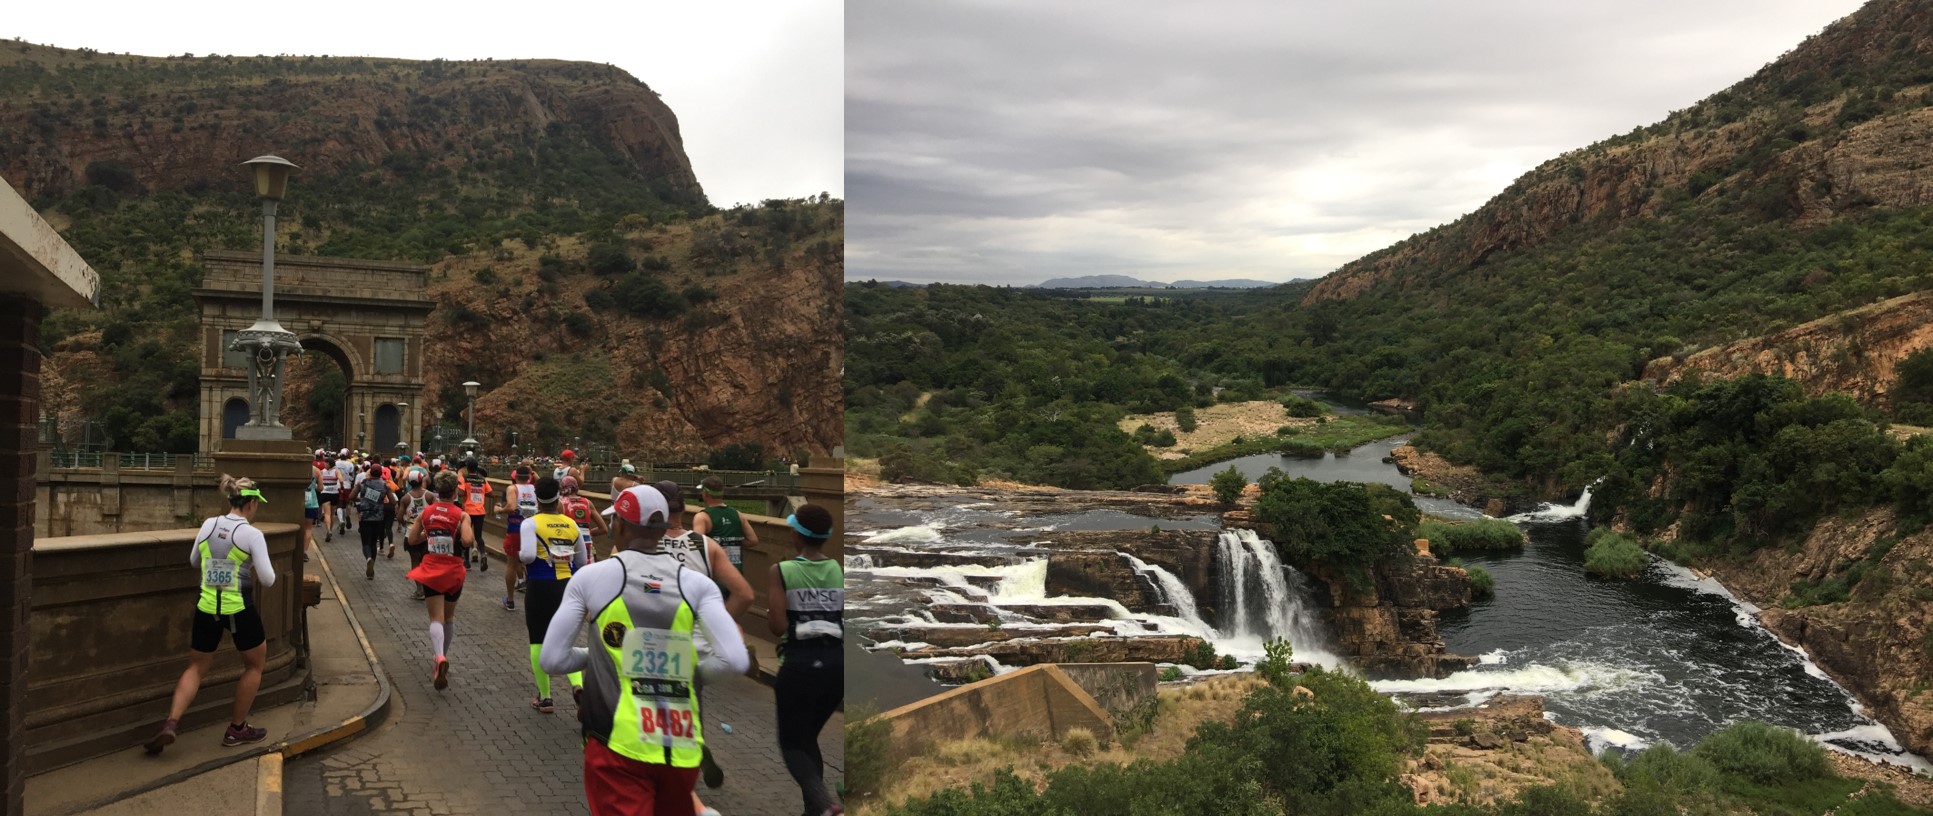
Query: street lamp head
241 155 298 201
463 381 480 398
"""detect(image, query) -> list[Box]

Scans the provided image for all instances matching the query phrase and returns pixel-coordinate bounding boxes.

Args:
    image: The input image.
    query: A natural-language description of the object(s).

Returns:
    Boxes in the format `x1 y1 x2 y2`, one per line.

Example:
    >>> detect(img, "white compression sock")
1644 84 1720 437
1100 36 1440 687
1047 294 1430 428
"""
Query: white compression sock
429 621 446 658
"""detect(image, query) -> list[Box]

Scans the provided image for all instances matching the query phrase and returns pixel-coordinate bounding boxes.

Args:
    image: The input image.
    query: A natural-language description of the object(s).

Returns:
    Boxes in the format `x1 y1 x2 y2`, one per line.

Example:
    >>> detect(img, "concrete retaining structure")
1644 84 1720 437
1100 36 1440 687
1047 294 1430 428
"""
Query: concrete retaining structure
27 523 309 773
35 454 228 538
877 664 1115 757
1054 662 1158 715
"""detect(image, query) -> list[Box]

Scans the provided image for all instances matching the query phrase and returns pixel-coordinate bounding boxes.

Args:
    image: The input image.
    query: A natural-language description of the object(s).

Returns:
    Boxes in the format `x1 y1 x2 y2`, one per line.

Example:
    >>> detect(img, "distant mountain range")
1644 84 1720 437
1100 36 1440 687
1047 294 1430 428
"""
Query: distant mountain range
1034 275 1278 289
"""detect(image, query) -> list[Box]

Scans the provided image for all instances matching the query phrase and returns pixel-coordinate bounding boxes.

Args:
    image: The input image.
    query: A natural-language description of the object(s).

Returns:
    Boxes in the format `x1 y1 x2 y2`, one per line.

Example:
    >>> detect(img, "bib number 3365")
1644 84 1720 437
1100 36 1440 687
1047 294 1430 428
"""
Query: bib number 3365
203 560 238 588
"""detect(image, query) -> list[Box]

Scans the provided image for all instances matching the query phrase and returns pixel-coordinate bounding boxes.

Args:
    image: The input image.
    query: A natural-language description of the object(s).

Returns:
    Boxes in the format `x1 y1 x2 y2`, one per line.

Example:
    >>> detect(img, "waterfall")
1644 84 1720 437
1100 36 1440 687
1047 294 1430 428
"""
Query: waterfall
1216 529 1341 666
1506 478 1600 522
1123 553 1215 637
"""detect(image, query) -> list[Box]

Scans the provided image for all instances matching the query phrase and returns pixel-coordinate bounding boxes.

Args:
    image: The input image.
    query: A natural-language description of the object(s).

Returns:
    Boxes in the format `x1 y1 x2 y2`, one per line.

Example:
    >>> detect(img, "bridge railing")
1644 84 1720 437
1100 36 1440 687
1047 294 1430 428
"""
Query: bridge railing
47 451 217 471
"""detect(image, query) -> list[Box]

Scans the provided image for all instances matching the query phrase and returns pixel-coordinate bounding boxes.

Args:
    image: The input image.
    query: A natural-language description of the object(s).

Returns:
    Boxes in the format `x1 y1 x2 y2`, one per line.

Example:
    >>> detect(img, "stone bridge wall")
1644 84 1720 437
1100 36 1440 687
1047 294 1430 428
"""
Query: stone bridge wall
27 523 309 773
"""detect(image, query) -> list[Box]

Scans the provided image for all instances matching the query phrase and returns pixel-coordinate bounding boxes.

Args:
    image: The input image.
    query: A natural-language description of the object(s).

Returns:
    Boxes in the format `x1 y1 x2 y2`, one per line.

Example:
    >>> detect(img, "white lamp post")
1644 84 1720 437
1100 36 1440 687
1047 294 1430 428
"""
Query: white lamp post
396 402 409 452
230 155 303 440
460 381 480 453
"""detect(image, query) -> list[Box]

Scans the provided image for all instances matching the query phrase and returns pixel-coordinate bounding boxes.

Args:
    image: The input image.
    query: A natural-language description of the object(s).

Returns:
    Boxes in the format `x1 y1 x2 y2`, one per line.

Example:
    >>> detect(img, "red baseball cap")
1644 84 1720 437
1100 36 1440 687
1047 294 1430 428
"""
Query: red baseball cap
609 485 669 528
560 449 576 460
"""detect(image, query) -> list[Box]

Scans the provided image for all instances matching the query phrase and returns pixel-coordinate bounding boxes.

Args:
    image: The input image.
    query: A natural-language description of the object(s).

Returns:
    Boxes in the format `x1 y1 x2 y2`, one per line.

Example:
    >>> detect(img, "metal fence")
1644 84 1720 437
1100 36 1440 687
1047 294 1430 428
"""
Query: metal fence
47 451 215 471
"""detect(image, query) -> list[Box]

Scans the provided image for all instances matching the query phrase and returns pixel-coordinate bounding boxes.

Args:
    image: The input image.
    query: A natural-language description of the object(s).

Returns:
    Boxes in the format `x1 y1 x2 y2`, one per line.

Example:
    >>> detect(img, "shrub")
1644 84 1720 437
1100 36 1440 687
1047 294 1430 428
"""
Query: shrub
1281 395 1326 418
1175 406 1198 433
1466 564 1495 597
1418 518 1525 554
472 266 497 284
1690 720 1830 785
1210 466 1247 506
843 706 894 798
1257 637 1296 688
1158 665 1183 682
1060 727 1098 757
1453 718 1476 737
1585 528 1649 579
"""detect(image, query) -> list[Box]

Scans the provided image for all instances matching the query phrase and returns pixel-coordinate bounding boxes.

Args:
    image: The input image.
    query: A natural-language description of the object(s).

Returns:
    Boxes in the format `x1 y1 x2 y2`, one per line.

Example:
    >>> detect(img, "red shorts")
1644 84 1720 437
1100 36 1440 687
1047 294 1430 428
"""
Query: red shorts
504 531 520 560
583 738 699 816
406 554 467 596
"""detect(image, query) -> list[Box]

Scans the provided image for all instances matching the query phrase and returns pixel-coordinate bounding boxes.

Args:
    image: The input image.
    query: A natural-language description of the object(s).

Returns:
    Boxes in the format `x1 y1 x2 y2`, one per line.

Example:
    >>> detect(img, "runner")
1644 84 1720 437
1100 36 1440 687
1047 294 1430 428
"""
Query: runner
560 475 609 561
610 460 641 495
690 477 758 572
496 465 538 610
539 485 750 816
459 458 492 573
553 449 584 484
517 476 587 714
303 463 321 562
405 470 474 691
354 461 393 580
653 481 756 804
143 475 277 754
766 503 843 816
334 449 357 535
400 473 433 599
317 453 341 543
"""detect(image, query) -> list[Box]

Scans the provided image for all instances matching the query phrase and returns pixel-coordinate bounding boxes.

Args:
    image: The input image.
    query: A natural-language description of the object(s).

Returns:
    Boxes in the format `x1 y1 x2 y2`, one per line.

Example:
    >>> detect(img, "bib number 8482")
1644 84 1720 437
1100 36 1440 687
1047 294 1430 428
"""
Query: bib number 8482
641 705 696 741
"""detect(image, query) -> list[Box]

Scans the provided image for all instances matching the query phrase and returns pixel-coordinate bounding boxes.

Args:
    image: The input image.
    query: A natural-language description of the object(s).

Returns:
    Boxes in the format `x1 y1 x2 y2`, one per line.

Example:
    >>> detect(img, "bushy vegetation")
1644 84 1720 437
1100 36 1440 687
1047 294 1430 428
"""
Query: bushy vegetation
1280 394 1326 418
878 668 1917 815
1416 518 1525 555
1210 465 1247 506
1255 477 1418 571
1465 564 1495 597
1583 529 1649 579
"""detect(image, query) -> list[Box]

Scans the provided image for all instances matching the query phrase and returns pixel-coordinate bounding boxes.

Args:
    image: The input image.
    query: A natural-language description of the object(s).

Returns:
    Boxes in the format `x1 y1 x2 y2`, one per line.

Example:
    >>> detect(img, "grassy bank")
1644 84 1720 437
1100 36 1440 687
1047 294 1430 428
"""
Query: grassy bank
1158 413 1409 475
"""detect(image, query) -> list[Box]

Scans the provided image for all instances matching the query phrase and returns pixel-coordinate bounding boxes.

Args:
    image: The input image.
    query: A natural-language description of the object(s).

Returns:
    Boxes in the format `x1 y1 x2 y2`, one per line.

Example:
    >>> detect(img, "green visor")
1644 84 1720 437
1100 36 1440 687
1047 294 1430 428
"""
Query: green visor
239 488 268 503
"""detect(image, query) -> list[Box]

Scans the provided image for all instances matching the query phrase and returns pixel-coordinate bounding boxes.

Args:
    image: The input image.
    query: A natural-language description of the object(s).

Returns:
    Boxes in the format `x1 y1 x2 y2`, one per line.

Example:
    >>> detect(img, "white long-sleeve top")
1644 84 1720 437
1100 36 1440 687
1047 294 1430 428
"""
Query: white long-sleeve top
539 551 749 680
189 513 277 591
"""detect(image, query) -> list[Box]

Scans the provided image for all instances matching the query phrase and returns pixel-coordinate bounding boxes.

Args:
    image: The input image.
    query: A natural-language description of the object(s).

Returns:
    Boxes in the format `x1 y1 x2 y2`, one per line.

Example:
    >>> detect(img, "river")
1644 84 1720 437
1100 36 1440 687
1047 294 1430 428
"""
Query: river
848 436 1928 770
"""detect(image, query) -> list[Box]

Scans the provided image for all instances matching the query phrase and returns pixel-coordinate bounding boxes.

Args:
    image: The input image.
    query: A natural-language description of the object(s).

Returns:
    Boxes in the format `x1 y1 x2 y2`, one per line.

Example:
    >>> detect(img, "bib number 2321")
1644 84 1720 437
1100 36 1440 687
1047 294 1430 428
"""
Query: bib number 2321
621 627 695 682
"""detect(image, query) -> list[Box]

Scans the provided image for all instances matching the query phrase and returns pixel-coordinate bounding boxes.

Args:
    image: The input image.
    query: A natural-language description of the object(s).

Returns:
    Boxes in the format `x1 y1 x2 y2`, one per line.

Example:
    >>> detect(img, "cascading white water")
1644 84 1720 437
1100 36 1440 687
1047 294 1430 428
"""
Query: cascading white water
1123 553 1215 637
1507 479 1599 522
1214 529 1342 665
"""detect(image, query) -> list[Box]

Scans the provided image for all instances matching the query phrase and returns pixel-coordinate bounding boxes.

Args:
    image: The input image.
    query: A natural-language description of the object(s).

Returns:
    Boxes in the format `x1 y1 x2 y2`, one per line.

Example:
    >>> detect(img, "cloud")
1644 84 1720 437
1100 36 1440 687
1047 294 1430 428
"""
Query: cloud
846 0 1866 285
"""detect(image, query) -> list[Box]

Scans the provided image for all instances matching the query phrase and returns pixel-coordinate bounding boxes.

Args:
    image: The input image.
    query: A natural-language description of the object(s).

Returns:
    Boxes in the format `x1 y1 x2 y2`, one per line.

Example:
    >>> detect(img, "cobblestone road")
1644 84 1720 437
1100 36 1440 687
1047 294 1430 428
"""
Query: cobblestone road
287 528 843 815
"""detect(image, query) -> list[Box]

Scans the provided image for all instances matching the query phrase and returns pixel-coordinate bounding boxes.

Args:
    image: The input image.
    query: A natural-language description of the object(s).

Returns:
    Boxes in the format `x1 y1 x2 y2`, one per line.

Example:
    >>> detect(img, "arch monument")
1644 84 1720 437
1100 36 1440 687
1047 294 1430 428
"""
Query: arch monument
194 250 435 453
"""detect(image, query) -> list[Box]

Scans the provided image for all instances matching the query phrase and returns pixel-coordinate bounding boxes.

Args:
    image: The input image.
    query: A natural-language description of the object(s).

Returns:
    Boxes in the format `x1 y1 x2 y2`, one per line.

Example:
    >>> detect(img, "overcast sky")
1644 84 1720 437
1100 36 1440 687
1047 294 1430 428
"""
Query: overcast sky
848 0 1867 286
9 1 842 208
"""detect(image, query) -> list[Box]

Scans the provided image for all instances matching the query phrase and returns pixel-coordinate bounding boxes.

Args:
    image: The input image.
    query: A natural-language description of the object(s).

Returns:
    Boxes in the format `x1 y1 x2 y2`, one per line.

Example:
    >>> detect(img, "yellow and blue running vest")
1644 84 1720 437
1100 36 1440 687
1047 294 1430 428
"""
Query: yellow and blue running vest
524 512 581 581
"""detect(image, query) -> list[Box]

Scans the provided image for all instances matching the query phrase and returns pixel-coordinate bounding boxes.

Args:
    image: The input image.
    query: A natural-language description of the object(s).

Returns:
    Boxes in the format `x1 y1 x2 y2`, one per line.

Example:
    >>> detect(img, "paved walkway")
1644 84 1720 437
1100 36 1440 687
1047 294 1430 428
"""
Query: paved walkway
287 528 842 815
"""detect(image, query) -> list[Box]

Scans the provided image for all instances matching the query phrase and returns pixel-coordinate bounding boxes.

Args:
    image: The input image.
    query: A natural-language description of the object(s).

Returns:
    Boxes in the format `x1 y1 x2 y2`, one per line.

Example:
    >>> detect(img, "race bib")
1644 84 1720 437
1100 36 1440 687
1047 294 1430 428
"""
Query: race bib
428 533 456 555
518 496 538 516
469 485 484 505
203 559 238 589
547 539 576 579
621 627 695 682
635 697 699 751
721 538 743 567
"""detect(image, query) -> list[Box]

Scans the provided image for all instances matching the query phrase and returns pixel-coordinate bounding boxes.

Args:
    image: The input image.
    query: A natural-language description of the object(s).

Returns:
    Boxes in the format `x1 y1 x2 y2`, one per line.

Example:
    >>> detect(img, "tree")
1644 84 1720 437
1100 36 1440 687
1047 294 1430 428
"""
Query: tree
1255 477 1415 569
1210 466 1247 506
1176 406 1198 433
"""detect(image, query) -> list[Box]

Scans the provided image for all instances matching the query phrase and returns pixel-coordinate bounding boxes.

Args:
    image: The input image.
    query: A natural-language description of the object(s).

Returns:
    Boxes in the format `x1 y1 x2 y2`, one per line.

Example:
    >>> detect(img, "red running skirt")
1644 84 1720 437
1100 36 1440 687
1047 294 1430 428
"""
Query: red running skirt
406 553 467 595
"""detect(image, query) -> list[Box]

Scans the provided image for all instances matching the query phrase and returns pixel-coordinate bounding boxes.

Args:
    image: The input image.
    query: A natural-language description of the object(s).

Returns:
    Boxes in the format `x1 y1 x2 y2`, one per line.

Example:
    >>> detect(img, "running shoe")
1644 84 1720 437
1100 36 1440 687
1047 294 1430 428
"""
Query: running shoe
502 595 515 611
432 656 449 690
701 746 725 789
324 531 333 543
478 554 488 572
387 543 396 558
365 557 375 579
531 696 555 714
516 578 527 594
143 719 178 755
222 722 267 747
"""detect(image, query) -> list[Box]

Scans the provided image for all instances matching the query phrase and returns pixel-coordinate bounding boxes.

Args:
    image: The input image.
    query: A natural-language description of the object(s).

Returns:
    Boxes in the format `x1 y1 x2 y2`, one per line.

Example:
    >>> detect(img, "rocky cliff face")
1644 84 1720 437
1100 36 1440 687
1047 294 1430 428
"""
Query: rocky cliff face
1694 508 1933 757
1304 0 1932 305
1642 292 1933 405
0 46 702 203
1304 547 1479 679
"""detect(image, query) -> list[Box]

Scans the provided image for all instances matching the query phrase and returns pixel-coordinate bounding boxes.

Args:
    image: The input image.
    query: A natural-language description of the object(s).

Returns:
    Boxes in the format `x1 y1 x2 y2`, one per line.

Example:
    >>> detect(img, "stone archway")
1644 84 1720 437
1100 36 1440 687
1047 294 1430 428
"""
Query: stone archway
193 251 434 453
220 397 250 440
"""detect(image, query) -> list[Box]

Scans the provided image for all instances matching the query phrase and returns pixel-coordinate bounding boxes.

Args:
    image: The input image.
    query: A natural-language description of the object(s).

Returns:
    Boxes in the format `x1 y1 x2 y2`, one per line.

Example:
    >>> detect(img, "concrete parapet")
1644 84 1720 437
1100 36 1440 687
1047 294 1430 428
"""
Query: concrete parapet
1053 662 1158 715
877 664 1115 758
27 523 309 773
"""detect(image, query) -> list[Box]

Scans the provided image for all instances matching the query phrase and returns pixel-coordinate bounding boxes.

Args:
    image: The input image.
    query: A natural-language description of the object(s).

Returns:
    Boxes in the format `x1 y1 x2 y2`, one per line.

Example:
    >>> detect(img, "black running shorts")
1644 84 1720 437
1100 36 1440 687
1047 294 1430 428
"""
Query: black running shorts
191 606 266 653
